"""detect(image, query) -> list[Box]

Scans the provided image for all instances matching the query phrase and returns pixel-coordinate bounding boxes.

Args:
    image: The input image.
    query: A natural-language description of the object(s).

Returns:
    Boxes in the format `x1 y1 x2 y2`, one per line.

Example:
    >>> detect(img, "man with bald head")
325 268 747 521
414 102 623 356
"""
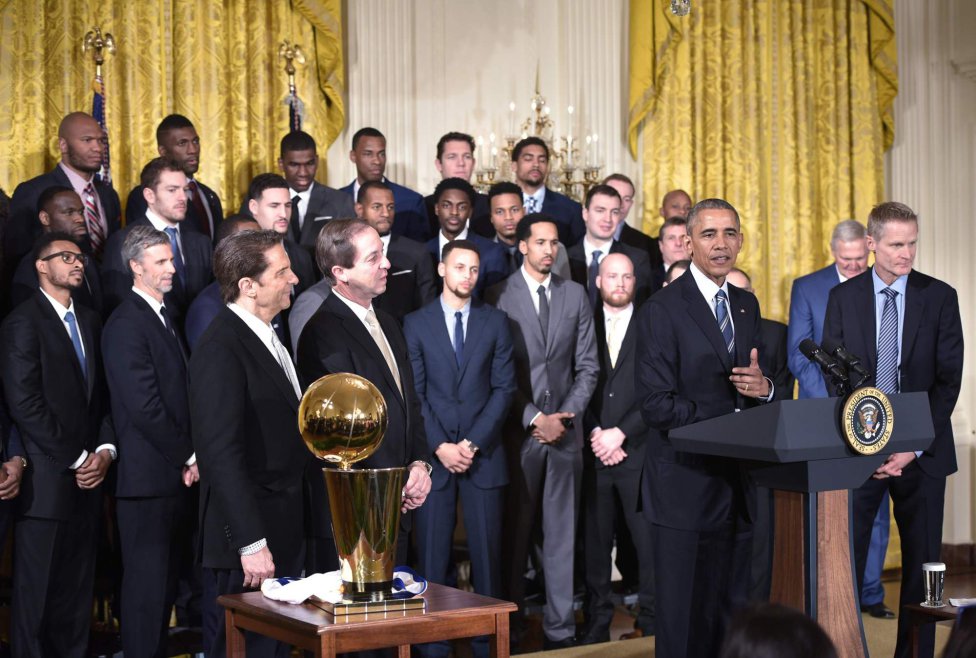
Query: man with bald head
659 189 692 220
6 112 122 272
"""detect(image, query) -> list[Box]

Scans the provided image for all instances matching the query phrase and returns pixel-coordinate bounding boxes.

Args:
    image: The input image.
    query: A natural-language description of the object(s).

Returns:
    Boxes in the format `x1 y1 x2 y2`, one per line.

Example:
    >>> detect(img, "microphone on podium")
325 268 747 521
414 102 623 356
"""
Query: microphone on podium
821 339 871 389
799 338 850 389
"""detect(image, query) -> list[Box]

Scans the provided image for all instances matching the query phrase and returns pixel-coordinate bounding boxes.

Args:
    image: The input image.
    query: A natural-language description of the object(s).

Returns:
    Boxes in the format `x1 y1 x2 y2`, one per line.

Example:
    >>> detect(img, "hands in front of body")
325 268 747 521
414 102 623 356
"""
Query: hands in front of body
401 462 432 512
241 546 274 589
590 427 627 466
873 452 917 479
76 449 111 490
0 458 24 500
436 442 476 474
532 412 574 444
730 348 770 398
182 463 200 487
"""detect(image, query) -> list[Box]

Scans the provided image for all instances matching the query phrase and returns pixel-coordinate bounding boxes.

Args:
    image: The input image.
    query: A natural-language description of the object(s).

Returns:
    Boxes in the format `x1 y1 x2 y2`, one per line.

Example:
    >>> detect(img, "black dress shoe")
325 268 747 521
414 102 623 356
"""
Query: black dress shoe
580 629 609 645
861 602 896 619
543 636 577 650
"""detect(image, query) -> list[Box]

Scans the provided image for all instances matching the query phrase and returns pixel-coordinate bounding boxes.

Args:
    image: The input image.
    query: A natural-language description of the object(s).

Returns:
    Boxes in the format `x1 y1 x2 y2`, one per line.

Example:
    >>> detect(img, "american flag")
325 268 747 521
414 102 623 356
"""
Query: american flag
91 72 112 185
286 89 304 132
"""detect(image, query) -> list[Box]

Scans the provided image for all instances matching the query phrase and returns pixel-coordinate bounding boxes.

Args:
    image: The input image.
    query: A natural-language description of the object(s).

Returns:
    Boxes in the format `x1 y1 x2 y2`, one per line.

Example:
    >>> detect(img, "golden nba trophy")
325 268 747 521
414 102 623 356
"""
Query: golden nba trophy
299 373 421 612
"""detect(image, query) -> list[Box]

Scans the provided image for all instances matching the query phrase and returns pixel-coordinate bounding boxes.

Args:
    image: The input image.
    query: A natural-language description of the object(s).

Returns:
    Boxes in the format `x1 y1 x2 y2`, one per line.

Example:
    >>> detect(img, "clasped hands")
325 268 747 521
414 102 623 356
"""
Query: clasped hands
532 412 574 444
730 348 771 399
590 427 627 466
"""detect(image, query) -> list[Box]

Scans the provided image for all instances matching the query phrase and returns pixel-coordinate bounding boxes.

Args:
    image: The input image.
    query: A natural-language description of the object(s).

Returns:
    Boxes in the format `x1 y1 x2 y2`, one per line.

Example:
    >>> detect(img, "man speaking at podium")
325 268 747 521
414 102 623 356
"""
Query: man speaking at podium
636 199 773 658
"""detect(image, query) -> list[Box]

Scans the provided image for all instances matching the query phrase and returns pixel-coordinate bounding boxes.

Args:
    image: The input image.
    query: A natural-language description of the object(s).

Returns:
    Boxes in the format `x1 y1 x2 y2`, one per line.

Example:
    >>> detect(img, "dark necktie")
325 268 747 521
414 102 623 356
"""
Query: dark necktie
164 227 187 286
876 288 900 393
715 289 734 355
65 310 87 381
186 180 211 238
588 249 602 308
537 284 549 343
290 195 302 243
453 311 464 367
160 305 188 363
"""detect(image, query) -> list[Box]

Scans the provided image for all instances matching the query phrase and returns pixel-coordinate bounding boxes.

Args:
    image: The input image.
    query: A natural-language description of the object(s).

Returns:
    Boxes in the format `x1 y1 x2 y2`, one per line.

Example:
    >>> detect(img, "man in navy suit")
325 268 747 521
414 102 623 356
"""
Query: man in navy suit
579 253 655 645
102 158 213 328
6 112 122 269
102 225 197 658
823 202 963 658
340 127 429 242
788 219 869 398
404 240 516 658
637 199 774 658
126 114 223 240
511 137 585 246
424 132 493 239
427 178 508 297
1 231 115 657
604 173 663 272
566 184 652 307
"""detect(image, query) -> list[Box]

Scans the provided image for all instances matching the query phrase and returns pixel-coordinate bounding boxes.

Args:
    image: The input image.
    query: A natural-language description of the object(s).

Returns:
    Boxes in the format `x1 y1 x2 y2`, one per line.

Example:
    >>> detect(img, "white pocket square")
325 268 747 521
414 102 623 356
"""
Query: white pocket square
391 269 413 276
313 216 333 222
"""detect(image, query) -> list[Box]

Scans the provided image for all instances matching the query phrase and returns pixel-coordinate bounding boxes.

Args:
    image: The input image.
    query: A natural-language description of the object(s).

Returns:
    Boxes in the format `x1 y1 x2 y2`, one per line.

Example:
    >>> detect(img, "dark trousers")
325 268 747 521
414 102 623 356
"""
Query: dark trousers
651 519 752 658
414 476 504 658
582 465 654 636
12 510 98 658
117 495 185 658
853 462 945 658
748 485 774 601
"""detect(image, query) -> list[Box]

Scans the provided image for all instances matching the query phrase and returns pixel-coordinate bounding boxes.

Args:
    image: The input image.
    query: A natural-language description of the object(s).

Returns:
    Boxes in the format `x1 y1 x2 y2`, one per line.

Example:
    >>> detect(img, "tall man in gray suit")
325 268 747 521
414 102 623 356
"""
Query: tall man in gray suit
485 214 599 650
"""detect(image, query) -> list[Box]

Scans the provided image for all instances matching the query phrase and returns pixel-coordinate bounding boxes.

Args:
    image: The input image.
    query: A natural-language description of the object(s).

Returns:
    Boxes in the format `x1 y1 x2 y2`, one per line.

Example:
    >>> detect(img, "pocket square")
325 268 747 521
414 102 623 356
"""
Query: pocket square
313 216 333 222
391 269 413 276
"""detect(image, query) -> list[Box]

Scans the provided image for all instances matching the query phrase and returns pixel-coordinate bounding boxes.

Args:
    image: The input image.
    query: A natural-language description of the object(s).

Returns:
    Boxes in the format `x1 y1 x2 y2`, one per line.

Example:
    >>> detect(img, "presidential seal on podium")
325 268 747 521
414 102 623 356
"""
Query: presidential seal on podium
841 386 894 455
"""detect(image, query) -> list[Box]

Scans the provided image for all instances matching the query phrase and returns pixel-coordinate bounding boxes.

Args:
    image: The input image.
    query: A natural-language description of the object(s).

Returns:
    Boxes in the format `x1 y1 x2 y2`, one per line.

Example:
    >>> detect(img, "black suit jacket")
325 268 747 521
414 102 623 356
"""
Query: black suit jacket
619 223 663 271
103 291 192 498
636 271 763 531
5 165 122 267
758 318 794 402
101 215 213 324
540 187 585 246
567 240 653 305
127 180 223 239
190 307 307 569
375 235 437 322
0 291 113 520
12 249 104 315
294 182 355 255
584 305 649 478
822 269 963 478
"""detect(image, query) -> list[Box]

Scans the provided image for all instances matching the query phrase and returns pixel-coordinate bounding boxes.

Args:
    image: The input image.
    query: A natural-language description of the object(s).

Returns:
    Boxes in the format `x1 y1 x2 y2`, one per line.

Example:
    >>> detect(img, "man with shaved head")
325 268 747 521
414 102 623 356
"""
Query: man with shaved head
6 112 122 275
659 189 692 220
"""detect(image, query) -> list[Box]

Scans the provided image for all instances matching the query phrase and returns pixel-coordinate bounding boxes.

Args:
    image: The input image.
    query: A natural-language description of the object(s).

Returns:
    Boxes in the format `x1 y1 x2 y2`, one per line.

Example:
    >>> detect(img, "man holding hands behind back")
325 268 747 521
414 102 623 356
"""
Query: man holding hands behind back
636 199 773 658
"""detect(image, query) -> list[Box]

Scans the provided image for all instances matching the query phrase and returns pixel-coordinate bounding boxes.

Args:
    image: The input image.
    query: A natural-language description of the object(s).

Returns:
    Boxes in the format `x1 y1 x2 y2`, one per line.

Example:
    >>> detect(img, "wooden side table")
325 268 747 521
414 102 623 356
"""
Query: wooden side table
218 583 517 658
902 601 959 658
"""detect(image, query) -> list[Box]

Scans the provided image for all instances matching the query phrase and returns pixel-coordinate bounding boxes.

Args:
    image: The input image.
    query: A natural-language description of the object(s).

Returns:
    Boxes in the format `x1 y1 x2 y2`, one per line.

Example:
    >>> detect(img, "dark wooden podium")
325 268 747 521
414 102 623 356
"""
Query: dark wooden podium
669 393 935 658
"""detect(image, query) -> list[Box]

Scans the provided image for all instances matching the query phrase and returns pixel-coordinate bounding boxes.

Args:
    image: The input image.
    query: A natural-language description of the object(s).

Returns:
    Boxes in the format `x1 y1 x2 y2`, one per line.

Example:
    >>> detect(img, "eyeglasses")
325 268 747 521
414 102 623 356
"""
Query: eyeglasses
40 251 88 266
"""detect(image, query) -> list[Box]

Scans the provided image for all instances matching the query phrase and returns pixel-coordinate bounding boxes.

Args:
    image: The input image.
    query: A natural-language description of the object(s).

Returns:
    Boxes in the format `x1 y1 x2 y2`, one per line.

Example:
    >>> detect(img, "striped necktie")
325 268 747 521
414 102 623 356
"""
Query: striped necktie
876 288 900 393
715 289 734 355
82 183 106 258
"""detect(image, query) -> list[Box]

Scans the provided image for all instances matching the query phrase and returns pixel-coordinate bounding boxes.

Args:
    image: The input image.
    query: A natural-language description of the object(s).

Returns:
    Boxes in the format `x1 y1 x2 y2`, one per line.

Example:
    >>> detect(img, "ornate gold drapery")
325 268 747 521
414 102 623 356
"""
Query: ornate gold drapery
0 0 344 217
627 0 896 321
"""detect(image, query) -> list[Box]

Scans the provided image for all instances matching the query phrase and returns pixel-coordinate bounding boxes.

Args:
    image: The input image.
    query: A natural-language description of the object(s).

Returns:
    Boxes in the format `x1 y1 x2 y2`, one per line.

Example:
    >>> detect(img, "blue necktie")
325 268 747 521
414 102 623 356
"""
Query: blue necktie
715 289 734 355
525 196 538 213
876 288 900 394
65 311 87 380
588 249 602 308
164 227 187 285
453 311 464 367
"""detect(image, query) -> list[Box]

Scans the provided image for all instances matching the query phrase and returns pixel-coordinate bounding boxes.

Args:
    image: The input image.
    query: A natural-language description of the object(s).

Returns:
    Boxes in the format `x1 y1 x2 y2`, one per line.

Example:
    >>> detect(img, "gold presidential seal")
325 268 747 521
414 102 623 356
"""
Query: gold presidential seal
842 387 894 455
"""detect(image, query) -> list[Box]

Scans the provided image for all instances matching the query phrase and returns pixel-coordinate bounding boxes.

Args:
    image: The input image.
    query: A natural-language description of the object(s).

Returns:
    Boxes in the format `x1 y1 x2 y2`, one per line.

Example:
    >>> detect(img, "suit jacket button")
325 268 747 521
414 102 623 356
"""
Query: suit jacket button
609 392 614 398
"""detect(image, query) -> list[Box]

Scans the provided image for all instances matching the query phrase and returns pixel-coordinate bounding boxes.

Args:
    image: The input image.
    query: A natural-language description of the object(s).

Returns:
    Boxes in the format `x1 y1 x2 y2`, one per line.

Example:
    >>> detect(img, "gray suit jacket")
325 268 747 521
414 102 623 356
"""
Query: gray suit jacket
288 278 332 354
486 271 599 450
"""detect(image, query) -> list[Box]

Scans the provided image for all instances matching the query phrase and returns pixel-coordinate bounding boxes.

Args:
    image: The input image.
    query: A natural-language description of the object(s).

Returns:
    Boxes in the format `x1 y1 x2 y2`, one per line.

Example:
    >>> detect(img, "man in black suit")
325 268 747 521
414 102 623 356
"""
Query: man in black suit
0 231 115 657
637 199 774 658
579 253 655 645
424 132 492 239
567 184 652 307
357 180 436 323
604 173 663 272
102 158 213 326
11 185 103 313
103 225 197 657
511 137 585 246
278 130 355 257
126 114 223 240
297 219 432 571
650 216 690 292
403 240 516 658
190 230 305 657
823 202 964 658
246 173 317 295
6 112 122 268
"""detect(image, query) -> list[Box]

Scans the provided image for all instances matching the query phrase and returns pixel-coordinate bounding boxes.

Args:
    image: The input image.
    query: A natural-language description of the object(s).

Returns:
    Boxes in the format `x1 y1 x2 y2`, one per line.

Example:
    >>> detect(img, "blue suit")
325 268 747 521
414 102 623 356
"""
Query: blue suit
340 179 430 242
426 233 509 298
540 187 585 247
787 264 840 398
403 298 515 658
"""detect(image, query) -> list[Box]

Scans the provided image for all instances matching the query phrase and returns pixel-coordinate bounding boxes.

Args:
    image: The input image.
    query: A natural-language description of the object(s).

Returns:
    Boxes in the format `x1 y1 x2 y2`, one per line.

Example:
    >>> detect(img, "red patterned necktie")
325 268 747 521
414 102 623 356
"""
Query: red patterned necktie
186 180 211 238
82 182 105 258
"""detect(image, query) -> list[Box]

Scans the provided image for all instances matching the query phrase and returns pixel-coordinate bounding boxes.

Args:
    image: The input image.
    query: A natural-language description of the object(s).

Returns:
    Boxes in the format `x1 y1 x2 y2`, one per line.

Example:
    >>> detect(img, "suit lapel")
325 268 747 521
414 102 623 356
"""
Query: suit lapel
510 273 547 350
901 270 925 364
226 310 299 411
458 303 484 379
545 278 567 358
613 312 638 373
679 274 733 371
728 285 753 367
855 273 879 375
77 309 97 400
376 310 408 410
35 294 88 392
426 302 458 374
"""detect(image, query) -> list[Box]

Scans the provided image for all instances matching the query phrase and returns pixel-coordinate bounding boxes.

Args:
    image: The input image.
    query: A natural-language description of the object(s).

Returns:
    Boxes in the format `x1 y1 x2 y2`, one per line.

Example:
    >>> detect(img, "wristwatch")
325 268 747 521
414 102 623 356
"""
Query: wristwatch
16 456 27 469
409 460 433 476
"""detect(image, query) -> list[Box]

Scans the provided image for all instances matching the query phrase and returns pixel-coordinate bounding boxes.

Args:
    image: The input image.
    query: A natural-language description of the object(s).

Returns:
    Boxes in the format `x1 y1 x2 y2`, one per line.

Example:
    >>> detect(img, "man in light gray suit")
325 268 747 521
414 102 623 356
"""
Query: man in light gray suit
485 213 599 650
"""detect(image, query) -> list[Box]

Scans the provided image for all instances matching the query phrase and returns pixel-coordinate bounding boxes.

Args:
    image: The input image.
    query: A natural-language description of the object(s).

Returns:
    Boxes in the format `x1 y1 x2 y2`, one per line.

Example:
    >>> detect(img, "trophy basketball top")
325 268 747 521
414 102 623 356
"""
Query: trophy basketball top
298 373 388 468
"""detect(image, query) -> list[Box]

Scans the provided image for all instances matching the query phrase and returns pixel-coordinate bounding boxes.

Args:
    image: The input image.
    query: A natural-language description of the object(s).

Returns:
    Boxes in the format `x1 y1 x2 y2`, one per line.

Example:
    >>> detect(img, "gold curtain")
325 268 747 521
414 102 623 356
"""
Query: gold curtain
627 0 896 321
0 0 344 219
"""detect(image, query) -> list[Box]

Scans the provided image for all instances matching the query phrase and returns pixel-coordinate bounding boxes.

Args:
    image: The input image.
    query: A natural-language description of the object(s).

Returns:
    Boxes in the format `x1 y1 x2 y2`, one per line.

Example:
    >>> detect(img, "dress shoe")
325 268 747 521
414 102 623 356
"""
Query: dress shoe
542 636 577 650
579 628 610 645
860 602 896 619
